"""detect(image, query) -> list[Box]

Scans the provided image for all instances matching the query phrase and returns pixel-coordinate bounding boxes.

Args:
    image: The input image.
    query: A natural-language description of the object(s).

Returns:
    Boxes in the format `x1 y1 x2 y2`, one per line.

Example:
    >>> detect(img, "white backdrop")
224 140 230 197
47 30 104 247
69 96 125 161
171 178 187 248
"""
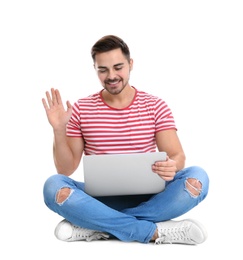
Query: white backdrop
0 0 242 259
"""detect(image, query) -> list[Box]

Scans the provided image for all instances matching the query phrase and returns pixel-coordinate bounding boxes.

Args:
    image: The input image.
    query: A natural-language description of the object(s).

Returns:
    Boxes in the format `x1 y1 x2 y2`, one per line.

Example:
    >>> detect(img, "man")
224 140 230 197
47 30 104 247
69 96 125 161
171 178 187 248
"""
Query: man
42 35 209 245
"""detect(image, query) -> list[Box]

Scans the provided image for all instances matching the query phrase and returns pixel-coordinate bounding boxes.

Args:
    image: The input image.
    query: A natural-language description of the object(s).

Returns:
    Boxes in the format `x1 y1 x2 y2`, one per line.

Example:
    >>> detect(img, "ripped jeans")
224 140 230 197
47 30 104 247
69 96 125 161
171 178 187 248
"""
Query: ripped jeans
43 166 209 243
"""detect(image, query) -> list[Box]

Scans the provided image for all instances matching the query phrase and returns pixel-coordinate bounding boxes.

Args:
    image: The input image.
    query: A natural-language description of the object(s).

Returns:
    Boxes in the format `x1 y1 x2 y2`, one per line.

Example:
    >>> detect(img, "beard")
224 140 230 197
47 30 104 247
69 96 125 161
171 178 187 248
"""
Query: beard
103 78 129 95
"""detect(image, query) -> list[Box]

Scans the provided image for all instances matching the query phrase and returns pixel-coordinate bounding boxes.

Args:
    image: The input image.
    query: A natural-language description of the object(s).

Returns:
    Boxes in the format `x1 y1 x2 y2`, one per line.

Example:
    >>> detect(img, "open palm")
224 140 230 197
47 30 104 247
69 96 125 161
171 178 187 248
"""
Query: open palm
42 88 72 130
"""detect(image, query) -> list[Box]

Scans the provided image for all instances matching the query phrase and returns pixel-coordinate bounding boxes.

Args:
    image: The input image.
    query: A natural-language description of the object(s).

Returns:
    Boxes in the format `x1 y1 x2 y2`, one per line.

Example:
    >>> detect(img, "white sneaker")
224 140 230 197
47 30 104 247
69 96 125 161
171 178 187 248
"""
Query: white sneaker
54 219 109 242
155 219 207 245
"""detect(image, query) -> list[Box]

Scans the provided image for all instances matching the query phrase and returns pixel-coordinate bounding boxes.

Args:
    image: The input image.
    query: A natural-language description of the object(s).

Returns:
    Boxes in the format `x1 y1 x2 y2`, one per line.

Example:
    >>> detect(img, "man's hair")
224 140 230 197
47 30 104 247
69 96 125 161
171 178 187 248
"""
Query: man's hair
91 35 130 62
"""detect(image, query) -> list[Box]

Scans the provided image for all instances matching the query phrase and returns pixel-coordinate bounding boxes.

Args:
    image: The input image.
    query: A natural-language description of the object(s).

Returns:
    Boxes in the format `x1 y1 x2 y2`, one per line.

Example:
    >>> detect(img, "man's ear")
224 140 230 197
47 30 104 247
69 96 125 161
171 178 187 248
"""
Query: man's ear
129 58 133 71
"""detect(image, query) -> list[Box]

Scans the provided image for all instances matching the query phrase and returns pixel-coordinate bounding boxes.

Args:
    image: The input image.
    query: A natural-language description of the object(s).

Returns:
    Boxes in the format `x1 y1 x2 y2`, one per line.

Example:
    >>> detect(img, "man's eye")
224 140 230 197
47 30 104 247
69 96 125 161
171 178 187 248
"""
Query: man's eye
115 67 122 71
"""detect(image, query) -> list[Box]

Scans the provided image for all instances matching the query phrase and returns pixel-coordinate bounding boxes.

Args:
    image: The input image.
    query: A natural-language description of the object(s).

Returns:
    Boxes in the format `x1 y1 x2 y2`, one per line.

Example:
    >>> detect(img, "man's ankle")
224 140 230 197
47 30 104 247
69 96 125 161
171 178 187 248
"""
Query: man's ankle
151 229 158 241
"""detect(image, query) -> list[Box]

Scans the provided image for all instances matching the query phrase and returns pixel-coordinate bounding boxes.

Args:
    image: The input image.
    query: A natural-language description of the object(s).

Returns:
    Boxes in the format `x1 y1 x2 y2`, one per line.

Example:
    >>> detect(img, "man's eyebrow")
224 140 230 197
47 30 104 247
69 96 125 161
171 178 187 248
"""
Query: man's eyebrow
114 63 124 67
97 66 107 69
97 63 124 69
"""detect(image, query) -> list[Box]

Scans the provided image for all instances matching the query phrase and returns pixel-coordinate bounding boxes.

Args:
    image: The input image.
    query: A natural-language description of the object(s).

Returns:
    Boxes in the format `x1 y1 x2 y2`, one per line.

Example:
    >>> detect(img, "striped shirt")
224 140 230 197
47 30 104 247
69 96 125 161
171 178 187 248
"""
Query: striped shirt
66 87 177 155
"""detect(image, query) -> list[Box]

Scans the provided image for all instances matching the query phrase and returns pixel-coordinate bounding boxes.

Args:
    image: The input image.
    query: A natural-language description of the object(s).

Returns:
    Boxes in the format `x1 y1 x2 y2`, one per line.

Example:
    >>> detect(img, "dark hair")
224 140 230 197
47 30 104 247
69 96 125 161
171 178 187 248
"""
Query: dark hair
91 35 130 62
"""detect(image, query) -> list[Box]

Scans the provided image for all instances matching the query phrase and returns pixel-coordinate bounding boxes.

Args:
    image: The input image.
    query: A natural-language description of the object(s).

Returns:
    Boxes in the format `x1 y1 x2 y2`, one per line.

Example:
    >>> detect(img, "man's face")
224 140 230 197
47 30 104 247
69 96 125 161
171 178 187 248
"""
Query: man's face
94 48 133 95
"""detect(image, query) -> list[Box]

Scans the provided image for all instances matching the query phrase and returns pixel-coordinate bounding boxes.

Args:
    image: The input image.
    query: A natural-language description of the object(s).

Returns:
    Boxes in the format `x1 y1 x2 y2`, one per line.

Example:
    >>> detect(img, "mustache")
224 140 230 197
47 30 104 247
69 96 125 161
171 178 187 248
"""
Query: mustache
105 78 120 84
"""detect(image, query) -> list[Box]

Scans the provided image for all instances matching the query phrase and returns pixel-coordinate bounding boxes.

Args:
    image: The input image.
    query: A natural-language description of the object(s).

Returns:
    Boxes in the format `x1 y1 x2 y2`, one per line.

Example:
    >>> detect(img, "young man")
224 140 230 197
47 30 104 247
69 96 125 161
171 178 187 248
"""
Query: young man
42 35 209 245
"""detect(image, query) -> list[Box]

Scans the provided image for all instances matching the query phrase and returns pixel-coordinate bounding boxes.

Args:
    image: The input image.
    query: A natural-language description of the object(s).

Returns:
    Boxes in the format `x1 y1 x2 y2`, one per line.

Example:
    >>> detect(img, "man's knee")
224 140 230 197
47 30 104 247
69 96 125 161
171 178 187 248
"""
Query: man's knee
56 187 72 204
185 178 202 197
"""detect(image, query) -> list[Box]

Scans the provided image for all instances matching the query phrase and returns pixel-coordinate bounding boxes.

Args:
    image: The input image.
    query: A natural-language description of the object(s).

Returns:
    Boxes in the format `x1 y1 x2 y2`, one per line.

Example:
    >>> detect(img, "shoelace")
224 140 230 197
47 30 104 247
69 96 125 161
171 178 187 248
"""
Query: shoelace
86 232 109 242
71 225 109 242
155 227 192 244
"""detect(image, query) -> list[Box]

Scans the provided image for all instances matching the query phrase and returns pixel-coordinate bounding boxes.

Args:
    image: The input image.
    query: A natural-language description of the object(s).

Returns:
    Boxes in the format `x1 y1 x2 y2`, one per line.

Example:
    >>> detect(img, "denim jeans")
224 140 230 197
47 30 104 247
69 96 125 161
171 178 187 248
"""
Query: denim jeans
43 166 209 243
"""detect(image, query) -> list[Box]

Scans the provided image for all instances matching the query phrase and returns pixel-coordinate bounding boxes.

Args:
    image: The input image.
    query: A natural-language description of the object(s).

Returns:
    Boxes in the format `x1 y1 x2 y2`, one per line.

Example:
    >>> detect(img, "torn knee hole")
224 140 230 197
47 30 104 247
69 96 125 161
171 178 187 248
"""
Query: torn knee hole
56 187 72 203
185 178 202 197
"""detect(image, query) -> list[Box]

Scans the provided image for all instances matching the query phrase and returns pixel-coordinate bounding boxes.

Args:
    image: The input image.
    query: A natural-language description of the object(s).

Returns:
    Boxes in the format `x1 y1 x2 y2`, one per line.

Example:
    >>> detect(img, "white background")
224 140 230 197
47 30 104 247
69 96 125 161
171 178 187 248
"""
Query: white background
0 0 242 259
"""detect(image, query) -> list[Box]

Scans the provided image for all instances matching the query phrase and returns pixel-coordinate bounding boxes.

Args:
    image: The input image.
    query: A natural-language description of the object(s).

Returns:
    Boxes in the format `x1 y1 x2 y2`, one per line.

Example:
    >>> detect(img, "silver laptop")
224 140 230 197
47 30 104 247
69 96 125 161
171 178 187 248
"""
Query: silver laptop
83 152 167 196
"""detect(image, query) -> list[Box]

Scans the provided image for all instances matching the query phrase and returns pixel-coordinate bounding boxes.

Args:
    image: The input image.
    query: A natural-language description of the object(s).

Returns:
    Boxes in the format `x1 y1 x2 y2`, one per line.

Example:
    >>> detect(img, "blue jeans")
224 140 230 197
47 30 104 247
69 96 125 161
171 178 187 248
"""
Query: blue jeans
43 166 209 243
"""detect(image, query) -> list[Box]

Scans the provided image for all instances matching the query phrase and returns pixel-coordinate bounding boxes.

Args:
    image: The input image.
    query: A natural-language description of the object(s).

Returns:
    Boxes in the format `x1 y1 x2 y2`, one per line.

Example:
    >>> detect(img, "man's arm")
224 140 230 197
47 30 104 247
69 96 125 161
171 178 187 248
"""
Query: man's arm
153 129 186 181
53 132 84 176
42 88 83 176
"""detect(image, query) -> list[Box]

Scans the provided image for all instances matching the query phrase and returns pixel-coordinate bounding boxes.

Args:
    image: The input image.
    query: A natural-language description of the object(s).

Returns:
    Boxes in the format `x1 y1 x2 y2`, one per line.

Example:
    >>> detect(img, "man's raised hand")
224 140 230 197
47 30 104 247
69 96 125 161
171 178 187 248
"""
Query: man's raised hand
42 88 72 130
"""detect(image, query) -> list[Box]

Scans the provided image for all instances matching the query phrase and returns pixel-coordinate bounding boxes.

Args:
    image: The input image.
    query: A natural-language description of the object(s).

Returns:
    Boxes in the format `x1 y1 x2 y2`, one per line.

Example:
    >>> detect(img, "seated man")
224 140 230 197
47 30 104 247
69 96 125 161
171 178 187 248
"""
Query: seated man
42 35 209 245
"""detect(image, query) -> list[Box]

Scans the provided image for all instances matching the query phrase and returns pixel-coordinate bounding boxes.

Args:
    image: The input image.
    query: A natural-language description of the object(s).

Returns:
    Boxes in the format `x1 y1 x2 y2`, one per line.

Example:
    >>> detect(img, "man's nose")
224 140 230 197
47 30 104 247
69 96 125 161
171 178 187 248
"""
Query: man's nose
107 69 117 79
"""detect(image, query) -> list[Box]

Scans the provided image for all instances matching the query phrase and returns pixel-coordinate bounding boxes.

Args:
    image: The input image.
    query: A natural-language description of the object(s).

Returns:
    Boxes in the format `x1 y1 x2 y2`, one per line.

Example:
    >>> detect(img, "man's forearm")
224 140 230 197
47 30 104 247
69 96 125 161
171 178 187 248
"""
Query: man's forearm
53 129 75 176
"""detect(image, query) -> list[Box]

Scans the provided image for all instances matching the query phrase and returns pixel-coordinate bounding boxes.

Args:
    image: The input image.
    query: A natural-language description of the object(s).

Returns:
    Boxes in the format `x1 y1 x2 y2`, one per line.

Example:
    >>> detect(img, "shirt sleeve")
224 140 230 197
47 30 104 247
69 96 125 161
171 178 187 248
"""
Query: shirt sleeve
66 101 83 137
154 98 177 133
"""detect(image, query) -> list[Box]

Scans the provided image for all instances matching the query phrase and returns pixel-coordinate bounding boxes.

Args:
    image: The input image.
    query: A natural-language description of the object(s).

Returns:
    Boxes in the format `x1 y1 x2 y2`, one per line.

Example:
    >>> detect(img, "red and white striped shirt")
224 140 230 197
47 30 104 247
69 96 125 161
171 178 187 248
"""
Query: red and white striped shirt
66 87 177 155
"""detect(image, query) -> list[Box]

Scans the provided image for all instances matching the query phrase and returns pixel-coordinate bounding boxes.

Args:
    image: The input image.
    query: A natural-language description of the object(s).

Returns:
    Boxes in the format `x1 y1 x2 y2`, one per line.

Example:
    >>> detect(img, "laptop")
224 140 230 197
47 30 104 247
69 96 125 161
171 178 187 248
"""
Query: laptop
83 152 167 196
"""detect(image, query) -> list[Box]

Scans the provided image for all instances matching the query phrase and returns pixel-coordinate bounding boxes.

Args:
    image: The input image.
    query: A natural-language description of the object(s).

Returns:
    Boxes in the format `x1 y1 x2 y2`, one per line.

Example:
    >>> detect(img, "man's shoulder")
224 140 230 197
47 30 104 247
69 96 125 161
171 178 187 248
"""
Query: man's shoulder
136 89 161 101
76 91 101 104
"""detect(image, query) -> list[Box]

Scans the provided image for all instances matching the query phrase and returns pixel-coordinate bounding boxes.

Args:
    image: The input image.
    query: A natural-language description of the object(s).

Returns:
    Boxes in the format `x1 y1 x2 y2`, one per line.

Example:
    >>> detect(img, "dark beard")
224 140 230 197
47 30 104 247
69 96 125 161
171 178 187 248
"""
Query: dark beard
104 79 129 95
